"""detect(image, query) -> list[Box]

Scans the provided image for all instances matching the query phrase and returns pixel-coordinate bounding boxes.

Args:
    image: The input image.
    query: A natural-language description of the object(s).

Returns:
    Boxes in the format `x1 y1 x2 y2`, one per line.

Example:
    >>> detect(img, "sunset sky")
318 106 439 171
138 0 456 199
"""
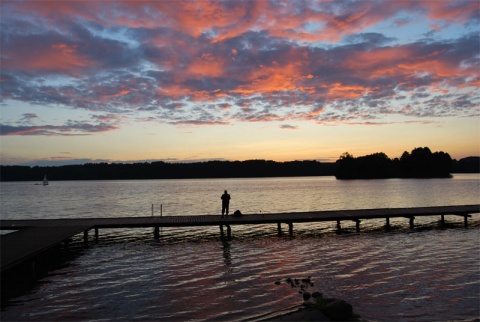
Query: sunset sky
1 0 479 166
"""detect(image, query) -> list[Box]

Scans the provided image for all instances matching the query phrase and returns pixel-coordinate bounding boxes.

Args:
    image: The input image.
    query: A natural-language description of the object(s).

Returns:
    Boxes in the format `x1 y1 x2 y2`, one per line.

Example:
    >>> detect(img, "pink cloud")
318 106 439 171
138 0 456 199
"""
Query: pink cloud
3 41 93 76
425 1 479 23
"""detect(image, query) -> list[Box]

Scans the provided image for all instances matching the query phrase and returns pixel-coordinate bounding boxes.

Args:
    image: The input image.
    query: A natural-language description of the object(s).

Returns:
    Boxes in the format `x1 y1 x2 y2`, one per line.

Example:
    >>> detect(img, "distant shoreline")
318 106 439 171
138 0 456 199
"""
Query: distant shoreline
0 156 478 181
0 172 477 182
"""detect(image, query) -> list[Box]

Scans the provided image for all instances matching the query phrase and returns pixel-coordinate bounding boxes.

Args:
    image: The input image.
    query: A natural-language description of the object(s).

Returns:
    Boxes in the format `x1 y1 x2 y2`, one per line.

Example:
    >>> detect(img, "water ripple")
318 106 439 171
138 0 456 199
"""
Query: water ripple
1 177 479 321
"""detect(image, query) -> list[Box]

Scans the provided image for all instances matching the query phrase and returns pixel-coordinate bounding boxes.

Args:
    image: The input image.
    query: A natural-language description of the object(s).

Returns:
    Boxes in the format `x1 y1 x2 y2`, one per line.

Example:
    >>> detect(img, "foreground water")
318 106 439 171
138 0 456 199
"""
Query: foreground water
1 175 479 321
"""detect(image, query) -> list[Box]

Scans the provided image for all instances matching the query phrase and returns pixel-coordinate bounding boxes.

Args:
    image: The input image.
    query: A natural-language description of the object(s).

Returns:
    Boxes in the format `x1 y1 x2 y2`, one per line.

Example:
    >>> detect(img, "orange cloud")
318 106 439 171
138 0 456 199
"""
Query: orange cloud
344 44 473 84
345 46 412 72
398 58 470 79
186 53 225 78
328 3 373 30
5 42 92 75
158 84 224 102
425 1 479 23
325 83 371 100
99 89 131 100
158 84 191 99
231 59 309 95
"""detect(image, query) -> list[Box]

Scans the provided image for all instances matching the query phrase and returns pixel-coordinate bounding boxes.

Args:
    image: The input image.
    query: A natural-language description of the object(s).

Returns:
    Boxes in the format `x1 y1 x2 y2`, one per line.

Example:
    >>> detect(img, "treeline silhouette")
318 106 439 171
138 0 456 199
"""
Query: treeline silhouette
0 151 477 182
0 160 336 181
452 156 480 173
335 147 471 179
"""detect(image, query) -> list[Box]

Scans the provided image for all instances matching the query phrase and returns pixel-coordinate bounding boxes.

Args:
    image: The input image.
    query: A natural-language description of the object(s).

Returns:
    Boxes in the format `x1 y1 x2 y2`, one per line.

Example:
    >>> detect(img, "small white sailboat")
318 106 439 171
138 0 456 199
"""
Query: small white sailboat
43 175 49 186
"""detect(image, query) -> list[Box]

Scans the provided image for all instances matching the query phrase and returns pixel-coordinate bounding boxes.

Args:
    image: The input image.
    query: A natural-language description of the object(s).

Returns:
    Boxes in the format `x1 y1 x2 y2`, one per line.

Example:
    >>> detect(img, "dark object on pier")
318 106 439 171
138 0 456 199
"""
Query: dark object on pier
233 210 242 217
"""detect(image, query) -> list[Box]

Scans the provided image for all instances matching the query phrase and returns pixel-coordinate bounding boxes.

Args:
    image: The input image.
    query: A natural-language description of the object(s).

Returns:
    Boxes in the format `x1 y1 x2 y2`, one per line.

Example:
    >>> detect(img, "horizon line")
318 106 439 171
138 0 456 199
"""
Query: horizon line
1 155 479 168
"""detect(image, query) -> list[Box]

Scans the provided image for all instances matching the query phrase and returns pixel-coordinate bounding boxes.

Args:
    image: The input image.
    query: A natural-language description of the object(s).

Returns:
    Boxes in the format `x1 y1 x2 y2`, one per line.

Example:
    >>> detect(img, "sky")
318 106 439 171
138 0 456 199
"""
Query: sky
1 0 479 166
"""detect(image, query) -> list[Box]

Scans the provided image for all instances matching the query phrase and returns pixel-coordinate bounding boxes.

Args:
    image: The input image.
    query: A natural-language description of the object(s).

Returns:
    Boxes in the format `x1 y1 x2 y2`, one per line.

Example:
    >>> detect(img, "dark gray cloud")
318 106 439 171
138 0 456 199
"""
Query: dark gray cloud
20 113 39 124
280 124 299 130
343 32 396 46
0 121 118 136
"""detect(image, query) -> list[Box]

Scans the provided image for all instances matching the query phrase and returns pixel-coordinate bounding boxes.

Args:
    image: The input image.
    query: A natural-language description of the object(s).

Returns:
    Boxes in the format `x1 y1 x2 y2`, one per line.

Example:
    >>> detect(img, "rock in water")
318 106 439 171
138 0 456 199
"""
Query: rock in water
302 292 311 301
312 292 323 299
323 300 353 321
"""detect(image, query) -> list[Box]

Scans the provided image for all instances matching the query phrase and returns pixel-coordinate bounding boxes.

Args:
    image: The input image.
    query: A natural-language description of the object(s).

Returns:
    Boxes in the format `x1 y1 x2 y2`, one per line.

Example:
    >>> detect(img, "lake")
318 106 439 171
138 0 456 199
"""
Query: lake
1 175 479 321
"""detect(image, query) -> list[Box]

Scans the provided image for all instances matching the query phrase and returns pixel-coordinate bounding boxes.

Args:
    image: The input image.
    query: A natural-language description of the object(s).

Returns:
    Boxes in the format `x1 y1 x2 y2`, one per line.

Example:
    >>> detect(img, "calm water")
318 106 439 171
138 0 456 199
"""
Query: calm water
1 175 479 321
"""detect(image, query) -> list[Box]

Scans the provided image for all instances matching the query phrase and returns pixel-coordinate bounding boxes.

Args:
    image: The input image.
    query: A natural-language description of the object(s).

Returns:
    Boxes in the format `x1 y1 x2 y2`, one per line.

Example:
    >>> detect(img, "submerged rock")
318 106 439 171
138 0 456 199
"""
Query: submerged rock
323 299 353 321
312 292 323 299
302 292 311 301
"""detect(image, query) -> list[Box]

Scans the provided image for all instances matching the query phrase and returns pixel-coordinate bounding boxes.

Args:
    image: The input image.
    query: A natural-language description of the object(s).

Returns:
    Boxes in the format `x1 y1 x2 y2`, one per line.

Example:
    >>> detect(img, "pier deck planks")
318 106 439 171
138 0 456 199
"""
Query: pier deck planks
1 205 479 273
0 225 91 272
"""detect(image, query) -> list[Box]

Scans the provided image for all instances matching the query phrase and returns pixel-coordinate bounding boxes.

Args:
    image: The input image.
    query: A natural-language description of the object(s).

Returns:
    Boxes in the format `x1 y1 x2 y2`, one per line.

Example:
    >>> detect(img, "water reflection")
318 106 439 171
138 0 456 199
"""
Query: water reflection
222 239 232 266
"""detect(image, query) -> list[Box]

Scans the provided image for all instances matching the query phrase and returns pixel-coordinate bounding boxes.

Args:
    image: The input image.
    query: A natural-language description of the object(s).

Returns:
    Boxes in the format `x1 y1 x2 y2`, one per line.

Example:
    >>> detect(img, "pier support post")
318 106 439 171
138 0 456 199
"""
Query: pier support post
464 215 468 228
409 216 415 229
355 219 361 233
288 222 293 237
63 238 71 249
336 220 341 232
30 260 37 281
385 217 390 231
277 223 282 236
83 230 88 244
226 225 231 239
154 226 160 240
95 228 99 241
440 215 445 227
219 225 231 239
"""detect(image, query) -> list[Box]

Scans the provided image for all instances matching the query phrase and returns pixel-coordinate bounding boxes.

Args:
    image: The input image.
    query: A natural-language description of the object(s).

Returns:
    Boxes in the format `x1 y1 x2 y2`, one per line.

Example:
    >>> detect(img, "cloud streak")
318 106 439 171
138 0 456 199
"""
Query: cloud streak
1 0 479 135
0 122 118 136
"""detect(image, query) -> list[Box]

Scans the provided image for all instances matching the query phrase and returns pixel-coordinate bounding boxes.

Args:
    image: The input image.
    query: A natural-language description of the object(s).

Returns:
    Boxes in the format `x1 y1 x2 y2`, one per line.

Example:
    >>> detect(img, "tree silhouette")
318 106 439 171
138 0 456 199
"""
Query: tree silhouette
336 147 453 179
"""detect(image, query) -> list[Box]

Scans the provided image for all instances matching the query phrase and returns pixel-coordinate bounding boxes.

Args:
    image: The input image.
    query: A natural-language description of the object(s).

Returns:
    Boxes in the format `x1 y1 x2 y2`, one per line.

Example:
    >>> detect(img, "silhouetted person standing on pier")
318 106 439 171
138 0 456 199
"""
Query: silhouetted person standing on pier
221 190 231 217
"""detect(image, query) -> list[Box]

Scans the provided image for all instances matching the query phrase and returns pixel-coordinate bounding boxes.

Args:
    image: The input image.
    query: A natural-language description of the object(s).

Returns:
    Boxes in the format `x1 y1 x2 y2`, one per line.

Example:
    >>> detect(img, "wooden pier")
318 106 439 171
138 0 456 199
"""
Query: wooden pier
1 205 479 274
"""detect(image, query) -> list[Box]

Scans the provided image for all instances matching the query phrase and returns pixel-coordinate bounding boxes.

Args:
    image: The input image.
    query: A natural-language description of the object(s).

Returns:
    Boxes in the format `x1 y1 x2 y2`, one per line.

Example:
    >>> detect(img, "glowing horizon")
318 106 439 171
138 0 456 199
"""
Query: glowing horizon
1 0 479 166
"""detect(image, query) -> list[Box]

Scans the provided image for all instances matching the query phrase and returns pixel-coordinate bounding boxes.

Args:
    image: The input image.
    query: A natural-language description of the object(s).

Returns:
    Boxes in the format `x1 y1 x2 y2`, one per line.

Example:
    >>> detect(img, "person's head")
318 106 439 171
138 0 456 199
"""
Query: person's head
224 190 227 193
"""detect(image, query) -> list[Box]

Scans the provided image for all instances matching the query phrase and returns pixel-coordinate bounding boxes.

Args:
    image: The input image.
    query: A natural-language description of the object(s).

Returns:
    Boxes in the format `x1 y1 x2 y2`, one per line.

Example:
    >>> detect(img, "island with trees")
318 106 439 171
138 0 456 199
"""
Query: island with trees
335 147 470 179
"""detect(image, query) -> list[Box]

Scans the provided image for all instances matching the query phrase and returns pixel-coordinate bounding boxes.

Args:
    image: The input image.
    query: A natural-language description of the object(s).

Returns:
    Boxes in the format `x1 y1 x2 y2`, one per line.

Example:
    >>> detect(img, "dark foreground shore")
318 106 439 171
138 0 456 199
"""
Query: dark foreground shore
263 306 331 321
263 301 364 322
